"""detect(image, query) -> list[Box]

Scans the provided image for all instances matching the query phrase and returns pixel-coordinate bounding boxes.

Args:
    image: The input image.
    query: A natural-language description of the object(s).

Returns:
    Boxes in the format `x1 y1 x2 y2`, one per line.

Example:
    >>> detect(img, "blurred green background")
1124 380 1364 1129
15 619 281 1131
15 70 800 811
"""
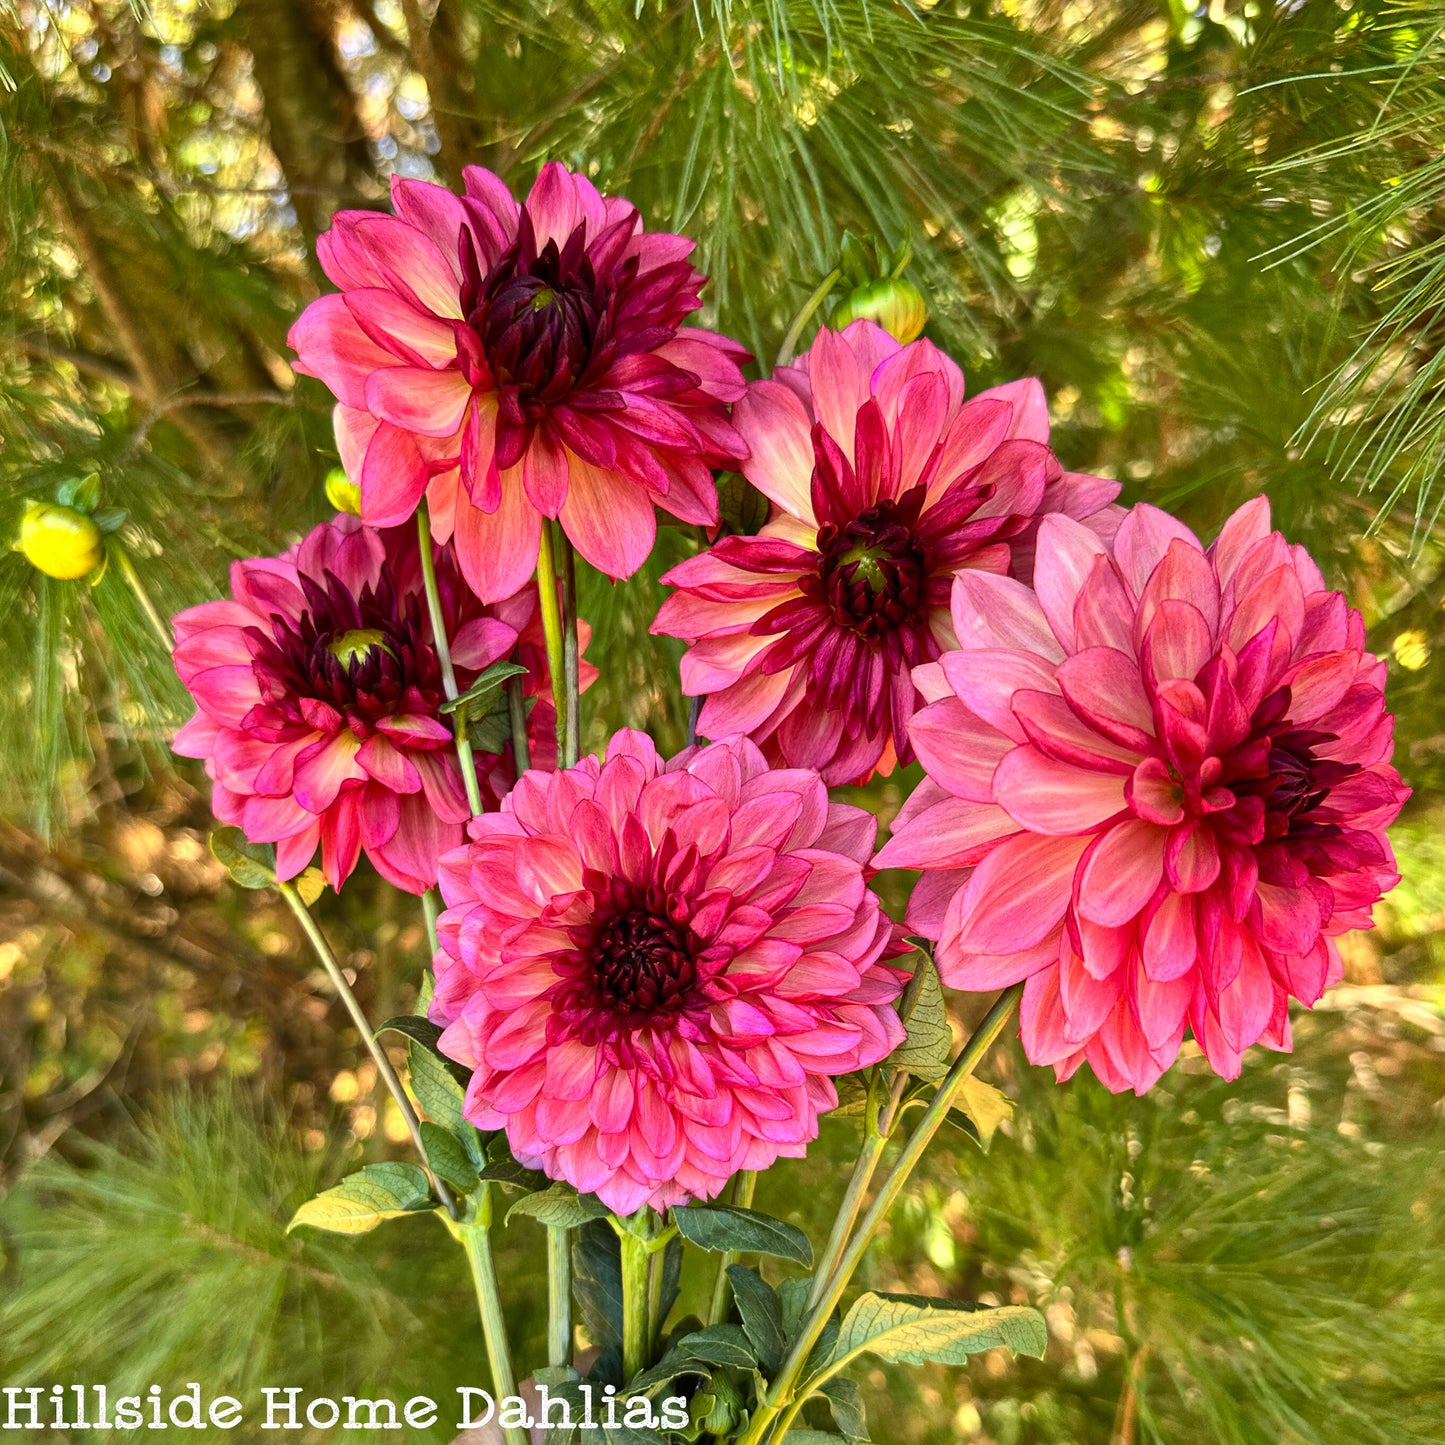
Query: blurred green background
1 1 1442 1441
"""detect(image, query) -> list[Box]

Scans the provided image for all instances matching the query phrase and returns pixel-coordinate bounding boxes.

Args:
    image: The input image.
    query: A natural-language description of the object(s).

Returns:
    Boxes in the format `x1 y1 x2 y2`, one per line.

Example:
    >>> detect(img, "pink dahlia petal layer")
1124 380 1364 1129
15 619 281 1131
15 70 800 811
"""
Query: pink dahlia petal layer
430 732 908 1210
881 496 1409 1094
291 163 748 601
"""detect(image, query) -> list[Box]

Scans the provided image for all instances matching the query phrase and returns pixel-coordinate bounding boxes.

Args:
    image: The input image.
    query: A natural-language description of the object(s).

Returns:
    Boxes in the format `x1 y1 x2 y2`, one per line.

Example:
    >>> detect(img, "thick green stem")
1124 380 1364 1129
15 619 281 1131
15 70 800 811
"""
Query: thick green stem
111 541 173 652
776 268 841 368
277 879 456 1220
547 1223 573 1369
706 1170 757 1324
416 505 484 816
805 1072 908 1309
558 530 580 767
620 1229 650 1381
447 1191 529 1445
535 521 571 764
421 887 441 958
507 675 532 774
737 986 1023 1445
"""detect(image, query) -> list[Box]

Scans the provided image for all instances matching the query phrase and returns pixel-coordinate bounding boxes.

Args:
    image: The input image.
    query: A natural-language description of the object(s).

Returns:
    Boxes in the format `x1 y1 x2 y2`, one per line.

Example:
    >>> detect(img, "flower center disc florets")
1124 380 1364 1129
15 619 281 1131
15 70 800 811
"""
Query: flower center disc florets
470 229 604 401
591 905 698 1025
812 491 929 640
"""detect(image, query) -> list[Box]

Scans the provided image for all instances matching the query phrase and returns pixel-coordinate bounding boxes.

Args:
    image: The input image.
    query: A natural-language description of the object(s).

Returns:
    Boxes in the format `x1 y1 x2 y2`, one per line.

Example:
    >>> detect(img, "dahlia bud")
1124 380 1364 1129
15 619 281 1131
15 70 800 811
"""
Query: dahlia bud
832 274 927 344
16 500 104 579
324 467 362 515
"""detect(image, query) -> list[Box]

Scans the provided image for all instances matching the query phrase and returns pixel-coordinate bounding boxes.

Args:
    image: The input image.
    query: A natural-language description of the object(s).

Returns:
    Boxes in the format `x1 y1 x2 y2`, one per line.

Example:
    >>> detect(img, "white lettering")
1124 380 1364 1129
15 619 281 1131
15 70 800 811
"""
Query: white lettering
262 1388 302 1430
456 1389 496 1428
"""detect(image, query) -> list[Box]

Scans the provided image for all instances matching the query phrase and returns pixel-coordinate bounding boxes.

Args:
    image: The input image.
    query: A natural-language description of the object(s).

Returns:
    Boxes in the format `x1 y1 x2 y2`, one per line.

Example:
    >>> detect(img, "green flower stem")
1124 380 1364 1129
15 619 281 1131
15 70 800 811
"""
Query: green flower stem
111 541 173 652
547 1223 573 1370
706 1169 757 1324
804 1071 908 1310
416 505 484 817
507 674 532 773
276 878 456 1221
421 887 441 958
558 529 580 768
620 1227 651 1381
737 985 1024 1445
776 268 841 368
535 521 571 760
447 1191 530 1445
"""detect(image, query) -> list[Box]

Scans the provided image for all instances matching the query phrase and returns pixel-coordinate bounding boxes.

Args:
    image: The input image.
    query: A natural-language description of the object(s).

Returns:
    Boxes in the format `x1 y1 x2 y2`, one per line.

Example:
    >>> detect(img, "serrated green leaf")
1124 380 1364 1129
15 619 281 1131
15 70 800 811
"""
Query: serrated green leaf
673 1204 813 1267
727 1265 786 1374
376 1016 472 1139
574 1219 624 1350
420 1120 477 1193
507 1183 609 1229
817 1377 868 1440
831 1073 869 1117
675 1322 757 1368
832 1292 1047 1367
286 1162 433 1235
888 949 951 1082
209 827 275 890
950 1075 1014 1152
439 659 527 715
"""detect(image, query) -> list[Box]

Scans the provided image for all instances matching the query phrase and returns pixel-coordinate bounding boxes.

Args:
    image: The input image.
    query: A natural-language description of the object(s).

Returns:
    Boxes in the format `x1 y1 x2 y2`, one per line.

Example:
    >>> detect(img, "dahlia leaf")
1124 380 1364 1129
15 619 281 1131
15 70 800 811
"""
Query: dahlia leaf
208 827 275 891
285 1163 434 1236
888 950 952 1083
673 1204 814 1267
376 1017 473 1143
948 1077 1016 1153
831 1292 1048 1368
438 659 527 716
727 1264 786 1373
574 1219 625 1351
817 1376 869 1441
507 1183 609 1230
674 1322 758 1369
419 1121 478 1195
780 1433 858 1444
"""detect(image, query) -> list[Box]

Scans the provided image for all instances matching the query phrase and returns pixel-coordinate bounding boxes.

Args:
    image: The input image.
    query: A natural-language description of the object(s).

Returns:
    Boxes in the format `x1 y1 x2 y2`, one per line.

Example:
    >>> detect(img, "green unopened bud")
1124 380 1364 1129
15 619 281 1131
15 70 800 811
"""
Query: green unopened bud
328 628 393 667
16 501 105 579
833 275 927 344
688 1372 743 1437
325 467 362 516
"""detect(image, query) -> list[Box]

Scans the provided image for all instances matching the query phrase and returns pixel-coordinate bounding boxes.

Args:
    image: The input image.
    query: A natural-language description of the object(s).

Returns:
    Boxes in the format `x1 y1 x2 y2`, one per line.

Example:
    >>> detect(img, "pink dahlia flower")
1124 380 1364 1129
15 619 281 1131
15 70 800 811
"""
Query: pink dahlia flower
430 729 908 1212
172 516 579 894
288 163 750 602
651 322 1120 784
876 498 1408 1091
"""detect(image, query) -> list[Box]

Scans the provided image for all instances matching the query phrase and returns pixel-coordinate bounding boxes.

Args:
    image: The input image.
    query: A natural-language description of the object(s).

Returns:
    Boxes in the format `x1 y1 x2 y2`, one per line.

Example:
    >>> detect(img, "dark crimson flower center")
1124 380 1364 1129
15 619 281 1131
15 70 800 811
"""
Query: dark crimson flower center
464 216 610 408
248 567 445 730
591 907 698 1022
812 493 929 639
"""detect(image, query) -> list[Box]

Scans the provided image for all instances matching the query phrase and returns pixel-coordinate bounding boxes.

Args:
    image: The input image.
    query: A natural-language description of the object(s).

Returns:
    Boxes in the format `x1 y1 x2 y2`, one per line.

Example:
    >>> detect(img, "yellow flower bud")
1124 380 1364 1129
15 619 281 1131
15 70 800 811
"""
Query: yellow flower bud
17 501 105 579
832 275 928 344
324 467 362 516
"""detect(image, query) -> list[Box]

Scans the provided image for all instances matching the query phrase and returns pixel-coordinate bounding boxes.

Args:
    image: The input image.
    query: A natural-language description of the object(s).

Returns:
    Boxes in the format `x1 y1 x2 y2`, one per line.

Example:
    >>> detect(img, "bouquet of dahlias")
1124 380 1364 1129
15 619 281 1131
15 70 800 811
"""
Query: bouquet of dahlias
169 161 1409 1445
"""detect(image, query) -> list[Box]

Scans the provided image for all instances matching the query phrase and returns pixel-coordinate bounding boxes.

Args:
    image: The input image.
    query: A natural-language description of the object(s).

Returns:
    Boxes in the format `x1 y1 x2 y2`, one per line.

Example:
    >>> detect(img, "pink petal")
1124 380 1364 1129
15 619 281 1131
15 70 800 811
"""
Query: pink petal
992 746 1127 835
734 379 817 522
1077 819 1166 927
560 455 656 580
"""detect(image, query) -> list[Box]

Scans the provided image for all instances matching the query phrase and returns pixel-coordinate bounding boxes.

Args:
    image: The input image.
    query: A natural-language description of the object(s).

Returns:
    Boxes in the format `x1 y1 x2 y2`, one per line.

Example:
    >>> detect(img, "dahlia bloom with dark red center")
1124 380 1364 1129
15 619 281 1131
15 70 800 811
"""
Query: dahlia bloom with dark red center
430 730 908 1212
288 162 750 602
651 322 1121 785
172 516 585 894
876 498 1409 1091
